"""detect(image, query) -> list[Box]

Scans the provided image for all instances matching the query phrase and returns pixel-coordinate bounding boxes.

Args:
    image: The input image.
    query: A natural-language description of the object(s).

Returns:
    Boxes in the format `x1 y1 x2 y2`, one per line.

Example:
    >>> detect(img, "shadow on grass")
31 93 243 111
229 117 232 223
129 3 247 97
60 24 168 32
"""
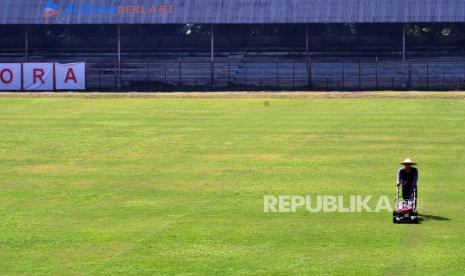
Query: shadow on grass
420 214 451 221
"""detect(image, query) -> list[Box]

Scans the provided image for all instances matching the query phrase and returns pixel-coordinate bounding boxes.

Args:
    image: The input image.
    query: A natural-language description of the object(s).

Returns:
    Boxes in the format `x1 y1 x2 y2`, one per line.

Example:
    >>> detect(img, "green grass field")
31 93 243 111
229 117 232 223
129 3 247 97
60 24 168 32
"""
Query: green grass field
1 95 464 274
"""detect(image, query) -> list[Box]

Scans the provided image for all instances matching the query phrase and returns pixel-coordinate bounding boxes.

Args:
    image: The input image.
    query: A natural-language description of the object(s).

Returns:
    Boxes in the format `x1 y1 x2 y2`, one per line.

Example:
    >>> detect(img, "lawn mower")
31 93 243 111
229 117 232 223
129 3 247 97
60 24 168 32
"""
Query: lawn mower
393 185 419 224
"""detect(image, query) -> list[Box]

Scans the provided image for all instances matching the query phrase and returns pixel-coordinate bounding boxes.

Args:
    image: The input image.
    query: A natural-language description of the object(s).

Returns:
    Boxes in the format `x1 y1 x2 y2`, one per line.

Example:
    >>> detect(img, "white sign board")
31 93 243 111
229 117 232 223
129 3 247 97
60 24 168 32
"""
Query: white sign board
0 63 22 90
23 63 54 91
55 63 86 90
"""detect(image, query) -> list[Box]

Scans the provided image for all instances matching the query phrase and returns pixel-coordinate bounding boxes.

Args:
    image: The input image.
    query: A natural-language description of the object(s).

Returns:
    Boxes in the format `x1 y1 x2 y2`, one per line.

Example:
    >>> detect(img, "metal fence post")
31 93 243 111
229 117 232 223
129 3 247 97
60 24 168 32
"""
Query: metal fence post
211 61 215 88
342 61 345 90
146 64 150 88
276 62 279 90
114 61 117 89
292 61 295 90
306 23 311 88
244 62 247 90
98 70 102 90
443 71 446 89
210 24 215 88
402 24 407 88
408 62 412 89
308 58 313 89
358 61 361 90
178 58 182 86
426 61 429 90
117 25 121 89
228 61 231 84
163 63 167 90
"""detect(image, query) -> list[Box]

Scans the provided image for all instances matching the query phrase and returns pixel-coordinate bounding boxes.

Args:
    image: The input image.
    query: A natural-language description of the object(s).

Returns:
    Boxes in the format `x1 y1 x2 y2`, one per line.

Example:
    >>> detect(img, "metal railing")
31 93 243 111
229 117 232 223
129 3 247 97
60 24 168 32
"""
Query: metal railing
85 59 465 91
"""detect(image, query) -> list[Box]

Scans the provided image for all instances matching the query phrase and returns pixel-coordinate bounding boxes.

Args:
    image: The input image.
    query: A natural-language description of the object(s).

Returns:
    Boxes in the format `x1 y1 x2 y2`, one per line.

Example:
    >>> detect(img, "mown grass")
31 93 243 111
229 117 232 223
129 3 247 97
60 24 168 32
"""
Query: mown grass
0 97 464 275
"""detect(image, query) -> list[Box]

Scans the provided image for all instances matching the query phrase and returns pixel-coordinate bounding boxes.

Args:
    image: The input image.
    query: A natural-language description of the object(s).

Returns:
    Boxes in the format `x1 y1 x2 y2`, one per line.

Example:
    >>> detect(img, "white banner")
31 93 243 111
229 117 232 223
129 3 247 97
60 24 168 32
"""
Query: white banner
23 63 54 91
0 63 22 91
55 63 86 90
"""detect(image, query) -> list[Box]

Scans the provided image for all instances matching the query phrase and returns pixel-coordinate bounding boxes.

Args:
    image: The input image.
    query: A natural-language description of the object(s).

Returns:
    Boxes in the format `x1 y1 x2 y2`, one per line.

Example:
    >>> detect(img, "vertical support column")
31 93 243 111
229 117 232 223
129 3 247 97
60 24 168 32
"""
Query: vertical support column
210 24 215 87
402 24 407 87
24 26 29 61
117 25 122 89
306 24 312 88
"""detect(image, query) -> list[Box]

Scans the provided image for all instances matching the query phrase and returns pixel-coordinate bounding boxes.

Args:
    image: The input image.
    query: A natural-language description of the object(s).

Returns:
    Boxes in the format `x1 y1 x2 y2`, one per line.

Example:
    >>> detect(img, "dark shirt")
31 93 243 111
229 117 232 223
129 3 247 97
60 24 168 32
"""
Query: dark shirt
397 167 418 187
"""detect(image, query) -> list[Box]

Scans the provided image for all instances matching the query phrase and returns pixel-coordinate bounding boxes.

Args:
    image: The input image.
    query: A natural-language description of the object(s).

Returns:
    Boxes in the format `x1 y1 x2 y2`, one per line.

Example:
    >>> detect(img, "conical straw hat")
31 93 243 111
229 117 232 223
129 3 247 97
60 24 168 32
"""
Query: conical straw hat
400 158 417 165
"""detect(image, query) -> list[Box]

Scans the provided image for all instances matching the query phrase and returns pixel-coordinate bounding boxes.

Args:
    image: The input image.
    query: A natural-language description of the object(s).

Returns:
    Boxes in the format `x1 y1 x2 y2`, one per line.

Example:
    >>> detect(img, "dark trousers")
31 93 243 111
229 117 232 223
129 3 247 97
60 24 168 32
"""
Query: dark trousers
402 184 415 200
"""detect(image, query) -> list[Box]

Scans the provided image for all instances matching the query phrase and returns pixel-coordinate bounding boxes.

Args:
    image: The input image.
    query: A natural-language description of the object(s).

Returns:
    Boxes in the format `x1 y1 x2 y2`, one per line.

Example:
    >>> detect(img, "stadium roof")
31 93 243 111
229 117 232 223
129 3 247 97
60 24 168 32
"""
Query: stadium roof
1 0 464 25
